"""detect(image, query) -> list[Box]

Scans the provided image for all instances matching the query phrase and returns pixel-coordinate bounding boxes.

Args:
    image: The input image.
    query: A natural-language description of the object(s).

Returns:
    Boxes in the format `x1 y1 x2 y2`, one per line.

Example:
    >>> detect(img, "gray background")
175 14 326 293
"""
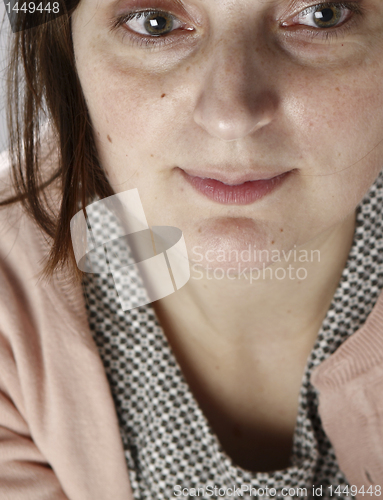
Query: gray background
0 1 10 156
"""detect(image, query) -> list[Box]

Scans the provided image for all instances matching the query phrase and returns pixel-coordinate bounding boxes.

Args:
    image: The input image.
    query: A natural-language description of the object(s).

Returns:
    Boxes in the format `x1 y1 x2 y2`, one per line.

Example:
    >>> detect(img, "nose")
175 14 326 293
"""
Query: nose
193 42 278 142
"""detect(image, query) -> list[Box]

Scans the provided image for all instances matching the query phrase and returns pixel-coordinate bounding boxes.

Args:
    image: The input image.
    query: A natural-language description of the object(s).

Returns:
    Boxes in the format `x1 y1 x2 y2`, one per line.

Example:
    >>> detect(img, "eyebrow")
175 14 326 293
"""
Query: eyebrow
107 0 187 10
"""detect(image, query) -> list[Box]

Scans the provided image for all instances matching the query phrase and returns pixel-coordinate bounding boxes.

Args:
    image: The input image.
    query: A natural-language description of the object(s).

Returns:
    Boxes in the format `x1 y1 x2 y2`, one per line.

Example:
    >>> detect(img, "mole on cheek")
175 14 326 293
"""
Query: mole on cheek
161 93 166 98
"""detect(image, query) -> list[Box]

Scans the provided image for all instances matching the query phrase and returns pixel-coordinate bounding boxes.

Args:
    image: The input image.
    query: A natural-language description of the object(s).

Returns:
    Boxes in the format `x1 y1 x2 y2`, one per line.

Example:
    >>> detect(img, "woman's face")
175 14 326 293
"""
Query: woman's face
71 0 383 269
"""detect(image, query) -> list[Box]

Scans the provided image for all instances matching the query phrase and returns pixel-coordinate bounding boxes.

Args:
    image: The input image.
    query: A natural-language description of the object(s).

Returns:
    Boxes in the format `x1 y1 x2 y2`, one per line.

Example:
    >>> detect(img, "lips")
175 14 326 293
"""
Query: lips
179 168 293 205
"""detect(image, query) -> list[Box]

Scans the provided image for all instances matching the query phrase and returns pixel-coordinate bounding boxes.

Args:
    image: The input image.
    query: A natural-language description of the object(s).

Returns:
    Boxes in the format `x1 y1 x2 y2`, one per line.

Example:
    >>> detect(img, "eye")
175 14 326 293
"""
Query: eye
289 3 357 29
123 10 186 36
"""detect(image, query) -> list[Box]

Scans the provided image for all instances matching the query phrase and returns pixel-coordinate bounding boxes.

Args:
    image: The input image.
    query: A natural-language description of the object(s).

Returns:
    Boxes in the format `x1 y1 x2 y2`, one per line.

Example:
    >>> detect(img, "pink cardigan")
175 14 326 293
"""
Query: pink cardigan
0 159 382 499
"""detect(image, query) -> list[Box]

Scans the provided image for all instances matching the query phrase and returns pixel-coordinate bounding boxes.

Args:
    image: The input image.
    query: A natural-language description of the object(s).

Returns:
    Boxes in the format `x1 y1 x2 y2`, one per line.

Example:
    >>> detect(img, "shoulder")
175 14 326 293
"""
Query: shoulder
0 148 87 347
0 153 133 500
0 153 50 286
0 129 72 284
0 149 99 414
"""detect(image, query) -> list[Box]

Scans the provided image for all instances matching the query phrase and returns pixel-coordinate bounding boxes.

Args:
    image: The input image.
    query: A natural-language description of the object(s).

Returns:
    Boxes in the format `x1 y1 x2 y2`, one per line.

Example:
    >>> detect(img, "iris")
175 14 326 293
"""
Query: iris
144 13 174 36
313 6 342 28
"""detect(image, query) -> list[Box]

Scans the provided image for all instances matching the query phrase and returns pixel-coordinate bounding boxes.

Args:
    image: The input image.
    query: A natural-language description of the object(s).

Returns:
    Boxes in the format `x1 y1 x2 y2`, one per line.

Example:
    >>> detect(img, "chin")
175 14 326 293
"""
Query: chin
186 217 290 274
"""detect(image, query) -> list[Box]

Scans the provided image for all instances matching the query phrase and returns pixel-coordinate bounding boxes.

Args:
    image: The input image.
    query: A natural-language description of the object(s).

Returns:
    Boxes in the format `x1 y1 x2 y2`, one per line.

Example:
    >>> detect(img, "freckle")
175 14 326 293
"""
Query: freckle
198 227 202 233
280 228 284 233
161 93 166 98
107 135 112 143
336 87 340 91
215 365 219 370
186 66 190 72
151 154 154 158
287 310 291 314
271 240 275 244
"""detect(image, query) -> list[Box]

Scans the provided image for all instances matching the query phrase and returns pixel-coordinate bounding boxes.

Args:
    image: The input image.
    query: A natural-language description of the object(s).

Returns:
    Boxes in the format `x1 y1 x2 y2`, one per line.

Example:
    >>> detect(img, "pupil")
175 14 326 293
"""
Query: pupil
148 15 168 32
315 7 334 23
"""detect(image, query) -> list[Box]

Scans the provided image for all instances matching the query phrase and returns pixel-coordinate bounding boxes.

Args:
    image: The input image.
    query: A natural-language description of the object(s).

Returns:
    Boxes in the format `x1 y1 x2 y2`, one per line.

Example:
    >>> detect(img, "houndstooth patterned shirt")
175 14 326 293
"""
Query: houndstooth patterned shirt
82 168 383 500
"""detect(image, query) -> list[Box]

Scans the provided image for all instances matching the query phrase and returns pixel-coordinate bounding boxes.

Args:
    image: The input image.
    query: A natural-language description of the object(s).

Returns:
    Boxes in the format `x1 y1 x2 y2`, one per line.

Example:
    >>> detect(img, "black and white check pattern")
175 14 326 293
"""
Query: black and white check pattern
82 168 383 499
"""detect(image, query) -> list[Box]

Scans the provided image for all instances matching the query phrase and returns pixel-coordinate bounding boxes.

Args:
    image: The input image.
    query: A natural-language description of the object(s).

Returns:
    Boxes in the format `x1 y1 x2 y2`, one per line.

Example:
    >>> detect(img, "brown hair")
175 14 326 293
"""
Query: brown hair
0 1 114 284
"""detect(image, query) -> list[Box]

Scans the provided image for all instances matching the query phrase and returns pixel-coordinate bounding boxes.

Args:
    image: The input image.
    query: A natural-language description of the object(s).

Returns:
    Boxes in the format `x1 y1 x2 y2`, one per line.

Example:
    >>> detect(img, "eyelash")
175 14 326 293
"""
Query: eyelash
108 2 364 48
287 2 364 41
109 9 192 48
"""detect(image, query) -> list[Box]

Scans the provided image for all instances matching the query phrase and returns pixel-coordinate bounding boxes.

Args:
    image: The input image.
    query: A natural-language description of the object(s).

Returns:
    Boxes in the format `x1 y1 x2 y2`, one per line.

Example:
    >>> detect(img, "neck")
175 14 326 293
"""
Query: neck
154 211 356 351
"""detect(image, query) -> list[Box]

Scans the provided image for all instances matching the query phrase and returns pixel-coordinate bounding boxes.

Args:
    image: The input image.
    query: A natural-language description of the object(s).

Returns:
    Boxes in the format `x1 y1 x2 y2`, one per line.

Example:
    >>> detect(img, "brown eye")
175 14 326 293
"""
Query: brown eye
285 3 355 30
125 10 183 37
311 6 342 27
143 12 174 36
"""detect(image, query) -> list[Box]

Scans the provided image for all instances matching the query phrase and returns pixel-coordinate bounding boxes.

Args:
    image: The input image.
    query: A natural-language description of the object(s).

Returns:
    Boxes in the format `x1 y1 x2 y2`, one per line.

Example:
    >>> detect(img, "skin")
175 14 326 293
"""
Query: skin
71 0 383 471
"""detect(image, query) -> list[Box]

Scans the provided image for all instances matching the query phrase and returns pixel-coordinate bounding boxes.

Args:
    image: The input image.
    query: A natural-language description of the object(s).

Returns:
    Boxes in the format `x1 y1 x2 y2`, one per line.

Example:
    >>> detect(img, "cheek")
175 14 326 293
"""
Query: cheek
279 65 383 229
80 60 188 153
284 74 383 175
